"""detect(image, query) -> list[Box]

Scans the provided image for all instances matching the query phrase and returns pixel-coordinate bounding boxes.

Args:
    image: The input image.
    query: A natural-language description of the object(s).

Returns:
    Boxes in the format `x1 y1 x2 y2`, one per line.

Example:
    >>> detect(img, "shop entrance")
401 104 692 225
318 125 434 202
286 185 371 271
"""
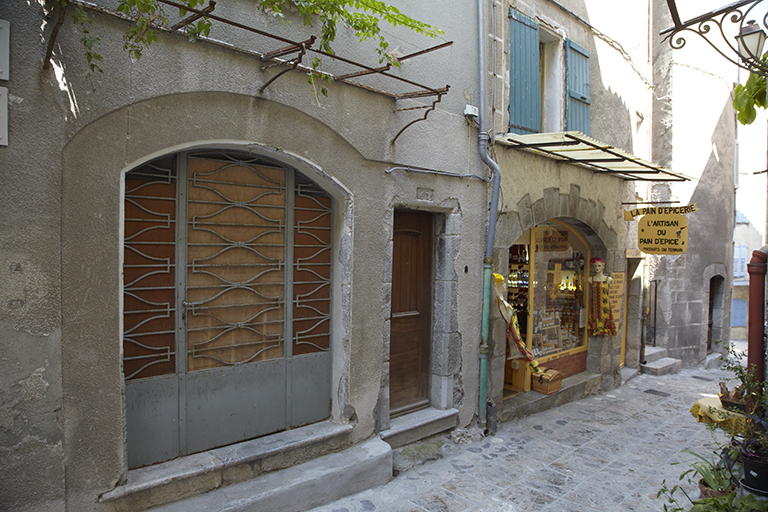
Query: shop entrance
390 210 433 416
504 220 590 397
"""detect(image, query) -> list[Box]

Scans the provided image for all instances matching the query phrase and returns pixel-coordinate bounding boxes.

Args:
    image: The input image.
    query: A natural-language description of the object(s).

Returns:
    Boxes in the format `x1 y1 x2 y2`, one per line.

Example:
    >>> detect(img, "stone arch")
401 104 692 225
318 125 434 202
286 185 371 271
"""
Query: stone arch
59 92 358 498
487 184 621 404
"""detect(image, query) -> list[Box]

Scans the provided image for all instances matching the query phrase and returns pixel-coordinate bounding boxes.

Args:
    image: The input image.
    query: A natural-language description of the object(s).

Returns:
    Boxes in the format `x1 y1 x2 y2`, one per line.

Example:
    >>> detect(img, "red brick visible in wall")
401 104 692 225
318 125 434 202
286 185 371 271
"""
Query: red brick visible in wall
542 351 587 379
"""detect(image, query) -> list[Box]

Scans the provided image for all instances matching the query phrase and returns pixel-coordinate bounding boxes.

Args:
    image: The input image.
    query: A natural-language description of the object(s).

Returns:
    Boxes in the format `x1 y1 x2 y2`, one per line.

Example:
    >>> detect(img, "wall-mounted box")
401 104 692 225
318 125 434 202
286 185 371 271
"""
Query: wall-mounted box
0 87 7 146
0 20 9 81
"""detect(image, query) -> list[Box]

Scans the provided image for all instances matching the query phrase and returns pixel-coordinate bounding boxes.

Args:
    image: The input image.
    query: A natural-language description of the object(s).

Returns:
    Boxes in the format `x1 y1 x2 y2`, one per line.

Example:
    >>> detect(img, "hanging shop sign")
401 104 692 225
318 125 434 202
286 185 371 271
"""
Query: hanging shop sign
638 213 689 255
623 203 698 221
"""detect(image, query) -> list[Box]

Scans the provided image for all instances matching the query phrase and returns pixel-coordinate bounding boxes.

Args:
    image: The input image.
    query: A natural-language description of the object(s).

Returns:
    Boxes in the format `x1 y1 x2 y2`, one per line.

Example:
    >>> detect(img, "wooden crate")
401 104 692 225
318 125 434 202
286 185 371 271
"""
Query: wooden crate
532 368 563 395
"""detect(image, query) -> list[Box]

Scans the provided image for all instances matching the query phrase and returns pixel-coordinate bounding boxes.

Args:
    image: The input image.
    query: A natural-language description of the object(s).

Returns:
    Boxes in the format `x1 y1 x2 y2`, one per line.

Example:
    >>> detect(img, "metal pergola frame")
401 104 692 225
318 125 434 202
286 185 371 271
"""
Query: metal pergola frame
495 132 691 182
46 0 452 140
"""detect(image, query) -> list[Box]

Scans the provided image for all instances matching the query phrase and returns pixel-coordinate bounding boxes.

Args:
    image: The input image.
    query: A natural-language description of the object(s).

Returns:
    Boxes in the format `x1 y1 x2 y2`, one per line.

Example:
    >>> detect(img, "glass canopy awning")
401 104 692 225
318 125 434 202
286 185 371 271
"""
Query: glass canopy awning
495 131 691 182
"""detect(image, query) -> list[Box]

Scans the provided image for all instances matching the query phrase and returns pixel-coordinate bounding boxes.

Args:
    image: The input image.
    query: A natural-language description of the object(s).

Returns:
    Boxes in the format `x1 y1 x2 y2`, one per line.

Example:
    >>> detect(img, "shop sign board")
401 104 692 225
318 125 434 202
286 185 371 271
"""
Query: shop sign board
535 228 569 253
623 203 698 221
608 272 625 322
638 213 688 255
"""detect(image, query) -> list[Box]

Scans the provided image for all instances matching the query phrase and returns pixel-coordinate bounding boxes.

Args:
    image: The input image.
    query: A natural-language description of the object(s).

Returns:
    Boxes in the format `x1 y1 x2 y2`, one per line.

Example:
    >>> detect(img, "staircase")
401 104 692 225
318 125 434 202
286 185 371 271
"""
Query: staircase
640 346 682 376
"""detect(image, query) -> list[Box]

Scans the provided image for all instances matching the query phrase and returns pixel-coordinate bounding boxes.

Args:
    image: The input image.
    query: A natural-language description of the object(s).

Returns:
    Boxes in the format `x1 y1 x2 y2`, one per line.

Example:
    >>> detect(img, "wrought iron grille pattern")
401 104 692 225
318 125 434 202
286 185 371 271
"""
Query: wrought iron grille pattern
185 156 288 370
123 158 178 380
293 177 332 355
123 152 332 380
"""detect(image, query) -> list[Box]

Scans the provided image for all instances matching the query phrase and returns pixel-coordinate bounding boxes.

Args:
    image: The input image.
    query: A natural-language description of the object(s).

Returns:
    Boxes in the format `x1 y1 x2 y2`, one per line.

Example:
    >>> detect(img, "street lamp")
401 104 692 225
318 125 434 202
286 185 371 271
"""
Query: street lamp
661 0 768 77
737 20 767 61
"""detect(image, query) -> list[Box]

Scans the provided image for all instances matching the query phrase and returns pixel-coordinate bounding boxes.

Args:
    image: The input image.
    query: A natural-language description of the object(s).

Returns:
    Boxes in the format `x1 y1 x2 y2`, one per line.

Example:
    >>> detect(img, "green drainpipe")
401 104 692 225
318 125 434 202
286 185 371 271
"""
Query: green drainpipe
476 0 501 431
479 258 493 428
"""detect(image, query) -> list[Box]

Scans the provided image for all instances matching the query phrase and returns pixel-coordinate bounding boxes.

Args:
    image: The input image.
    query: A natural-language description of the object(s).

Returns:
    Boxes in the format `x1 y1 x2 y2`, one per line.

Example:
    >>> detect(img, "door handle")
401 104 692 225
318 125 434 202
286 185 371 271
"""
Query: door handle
182 300 205 307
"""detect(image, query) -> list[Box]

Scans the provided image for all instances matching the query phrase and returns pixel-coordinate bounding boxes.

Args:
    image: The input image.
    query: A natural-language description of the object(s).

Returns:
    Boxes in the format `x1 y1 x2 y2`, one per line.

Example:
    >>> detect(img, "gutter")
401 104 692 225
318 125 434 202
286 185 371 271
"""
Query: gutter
477 0 502 432
747 246 768 384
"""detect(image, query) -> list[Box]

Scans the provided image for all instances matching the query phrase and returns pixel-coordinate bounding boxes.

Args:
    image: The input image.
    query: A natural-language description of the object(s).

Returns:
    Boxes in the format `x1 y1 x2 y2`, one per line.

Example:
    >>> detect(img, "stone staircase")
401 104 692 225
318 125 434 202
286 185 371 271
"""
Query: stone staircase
640 346 682 376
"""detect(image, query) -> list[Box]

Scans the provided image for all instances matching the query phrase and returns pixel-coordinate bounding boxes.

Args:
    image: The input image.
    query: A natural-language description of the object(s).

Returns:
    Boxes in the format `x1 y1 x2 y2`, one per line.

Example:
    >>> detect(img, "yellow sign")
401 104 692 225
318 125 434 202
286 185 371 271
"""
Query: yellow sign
638 214 688 255
624 203 698 221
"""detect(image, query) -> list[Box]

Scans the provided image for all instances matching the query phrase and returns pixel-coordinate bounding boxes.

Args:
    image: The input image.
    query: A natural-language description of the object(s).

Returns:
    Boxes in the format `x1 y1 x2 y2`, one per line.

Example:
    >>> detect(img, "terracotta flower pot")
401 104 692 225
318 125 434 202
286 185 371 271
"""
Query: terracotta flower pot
698 479 732 499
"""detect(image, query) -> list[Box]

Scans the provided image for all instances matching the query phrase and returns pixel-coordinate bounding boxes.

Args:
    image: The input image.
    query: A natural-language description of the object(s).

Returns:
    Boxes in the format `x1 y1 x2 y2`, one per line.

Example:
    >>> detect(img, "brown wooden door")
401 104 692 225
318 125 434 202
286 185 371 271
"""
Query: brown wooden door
390 211 432 416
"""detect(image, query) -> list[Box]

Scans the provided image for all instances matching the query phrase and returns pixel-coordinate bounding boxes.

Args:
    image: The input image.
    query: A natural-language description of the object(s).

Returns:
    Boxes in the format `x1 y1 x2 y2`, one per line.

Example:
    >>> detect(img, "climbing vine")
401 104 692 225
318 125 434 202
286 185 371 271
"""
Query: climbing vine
48 0 442 86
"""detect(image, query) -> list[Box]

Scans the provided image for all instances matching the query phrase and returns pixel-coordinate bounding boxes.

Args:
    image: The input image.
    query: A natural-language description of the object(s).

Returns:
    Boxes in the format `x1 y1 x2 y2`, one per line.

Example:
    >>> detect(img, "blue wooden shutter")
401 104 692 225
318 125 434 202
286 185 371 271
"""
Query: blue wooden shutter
734 245 747 278
566 39 590 135
508 8 540 135
731 299 747 327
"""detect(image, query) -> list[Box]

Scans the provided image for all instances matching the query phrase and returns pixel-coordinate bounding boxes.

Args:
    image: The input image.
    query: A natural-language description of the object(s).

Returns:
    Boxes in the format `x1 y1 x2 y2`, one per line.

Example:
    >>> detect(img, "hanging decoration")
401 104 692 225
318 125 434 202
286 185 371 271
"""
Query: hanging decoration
492 273 541 373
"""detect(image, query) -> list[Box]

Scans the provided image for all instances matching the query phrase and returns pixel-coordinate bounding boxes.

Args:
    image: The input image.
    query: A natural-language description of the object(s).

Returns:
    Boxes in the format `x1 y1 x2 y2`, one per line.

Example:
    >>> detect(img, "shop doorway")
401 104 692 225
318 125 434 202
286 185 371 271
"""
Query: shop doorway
123 151 333 468
390 210 433 416
504 220 590 397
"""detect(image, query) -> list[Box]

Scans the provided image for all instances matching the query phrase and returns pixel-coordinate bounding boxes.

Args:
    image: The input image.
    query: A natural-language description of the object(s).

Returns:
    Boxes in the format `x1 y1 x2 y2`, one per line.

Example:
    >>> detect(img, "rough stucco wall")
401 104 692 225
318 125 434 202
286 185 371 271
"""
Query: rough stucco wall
0 2 66 511
1 0 488 509
56 92 487 511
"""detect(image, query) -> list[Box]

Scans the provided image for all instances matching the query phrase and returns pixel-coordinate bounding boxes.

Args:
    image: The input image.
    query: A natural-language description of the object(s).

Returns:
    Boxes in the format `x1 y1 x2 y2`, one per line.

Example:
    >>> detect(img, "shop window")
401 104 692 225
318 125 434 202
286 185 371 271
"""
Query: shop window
508 7 590 135
505 220 589 395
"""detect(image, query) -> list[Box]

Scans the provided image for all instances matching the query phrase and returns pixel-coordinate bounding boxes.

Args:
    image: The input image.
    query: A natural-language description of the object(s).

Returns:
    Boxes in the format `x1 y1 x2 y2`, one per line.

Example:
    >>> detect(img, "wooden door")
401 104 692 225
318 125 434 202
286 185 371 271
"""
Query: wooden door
390 211 432 416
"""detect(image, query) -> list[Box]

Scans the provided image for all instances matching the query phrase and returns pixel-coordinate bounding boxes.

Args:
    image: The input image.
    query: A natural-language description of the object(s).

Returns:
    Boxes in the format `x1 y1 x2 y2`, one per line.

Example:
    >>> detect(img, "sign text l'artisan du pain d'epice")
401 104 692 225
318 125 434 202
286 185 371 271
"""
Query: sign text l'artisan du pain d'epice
624 203 698 256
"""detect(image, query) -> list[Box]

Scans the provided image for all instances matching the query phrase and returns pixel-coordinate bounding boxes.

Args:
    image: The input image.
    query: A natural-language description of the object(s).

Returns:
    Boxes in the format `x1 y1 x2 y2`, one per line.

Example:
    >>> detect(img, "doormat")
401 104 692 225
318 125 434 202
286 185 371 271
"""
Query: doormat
644 389 671 397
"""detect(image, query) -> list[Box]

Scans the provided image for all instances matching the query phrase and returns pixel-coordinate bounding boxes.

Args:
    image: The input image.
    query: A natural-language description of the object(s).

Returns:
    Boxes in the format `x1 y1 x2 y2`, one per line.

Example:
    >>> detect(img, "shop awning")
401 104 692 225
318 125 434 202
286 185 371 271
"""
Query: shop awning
495 131 691 182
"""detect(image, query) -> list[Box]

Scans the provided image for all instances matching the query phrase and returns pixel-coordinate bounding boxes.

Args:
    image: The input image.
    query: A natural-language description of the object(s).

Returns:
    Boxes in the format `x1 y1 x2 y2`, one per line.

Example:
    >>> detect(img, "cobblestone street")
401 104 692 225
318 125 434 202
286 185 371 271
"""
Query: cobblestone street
311 366 737 512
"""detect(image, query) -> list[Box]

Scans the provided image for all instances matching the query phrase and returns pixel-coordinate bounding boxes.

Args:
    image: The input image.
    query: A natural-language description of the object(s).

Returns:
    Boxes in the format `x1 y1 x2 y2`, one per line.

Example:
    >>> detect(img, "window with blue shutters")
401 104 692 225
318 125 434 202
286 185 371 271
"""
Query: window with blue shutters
508 8 591 136
566 40 590 135
508 8 540 135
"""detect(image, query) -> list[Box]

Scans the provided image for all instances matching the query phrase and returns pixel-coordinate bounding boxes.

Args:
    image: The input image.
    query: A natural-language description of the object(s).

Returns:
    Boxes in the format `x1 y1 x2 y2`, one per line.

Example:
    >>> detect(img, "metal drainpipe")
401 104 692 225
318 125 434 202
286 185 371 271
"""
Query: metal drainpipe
477 0 502 431
747 246 768 384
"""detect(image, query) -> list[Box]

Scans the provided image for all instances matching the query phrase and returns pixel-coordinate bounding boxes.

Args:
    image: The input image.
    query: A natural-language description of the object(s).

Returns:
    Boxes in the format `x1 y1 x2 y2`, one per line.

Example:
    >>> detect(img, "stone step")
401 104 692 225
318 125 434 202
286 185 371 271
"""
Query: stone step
641 357 682 376
380 407 458 449
100 421 353 512
642 346 667 364
145 438 392 512
500 371 602 423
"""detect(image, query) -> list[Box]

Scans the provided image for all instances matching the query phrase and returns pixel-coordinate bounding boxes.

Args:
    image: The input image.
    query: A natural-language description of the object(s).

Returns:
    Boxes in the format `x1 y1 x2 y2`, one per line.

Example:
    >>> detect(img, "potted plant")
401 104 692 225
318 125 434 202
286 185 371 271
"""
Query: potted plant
658 481 768 511
719 343 768 495
678 448 738 498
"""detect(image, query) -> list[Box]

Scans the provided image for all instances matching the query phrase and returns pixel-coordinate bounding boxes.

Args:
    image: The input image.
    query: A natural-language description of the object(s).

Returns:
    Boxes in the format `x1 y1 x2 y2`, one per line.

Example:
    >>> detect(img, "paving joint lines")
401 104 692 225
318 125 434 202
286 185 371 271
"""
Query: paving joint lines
309 366 736 512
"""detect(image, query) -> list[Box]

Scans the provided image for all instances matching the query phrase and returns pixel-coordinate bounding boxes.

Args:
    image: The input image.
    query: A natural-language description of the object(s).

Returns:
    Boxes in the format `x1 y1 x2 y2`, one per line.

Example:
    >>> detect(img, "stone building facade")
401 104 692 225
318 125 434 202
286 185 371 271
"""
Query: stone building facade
0 0 735 510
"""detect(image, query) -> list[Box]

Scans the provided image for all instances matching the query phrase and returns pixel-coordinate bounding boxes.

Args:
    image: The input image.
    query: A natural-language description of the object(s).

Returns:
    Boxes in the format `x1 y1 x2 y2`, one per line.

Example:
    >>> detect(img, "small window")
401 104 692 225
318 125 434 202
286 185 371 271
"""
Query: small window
508 8 590 135
734 245 747 278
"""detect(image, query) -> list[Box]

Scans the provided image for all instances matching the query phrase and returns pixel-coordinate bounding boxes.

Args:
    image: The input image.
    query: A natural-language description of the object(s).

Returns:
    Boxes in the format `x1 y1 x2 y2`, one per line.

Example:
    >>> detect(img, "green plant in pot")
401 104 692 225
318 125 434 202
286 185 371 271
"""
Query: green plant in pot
719 343 768 495
658 481 768 511
679 447 738 498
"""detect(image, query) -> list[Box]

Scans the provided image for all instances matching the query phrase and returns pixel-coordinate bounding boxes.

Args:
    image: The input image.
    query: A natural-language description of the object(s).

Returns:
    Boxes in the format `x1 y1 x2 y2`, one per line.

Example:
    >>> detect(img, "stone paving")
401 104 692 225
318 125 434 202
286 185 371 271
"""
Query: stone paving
309 366 737 512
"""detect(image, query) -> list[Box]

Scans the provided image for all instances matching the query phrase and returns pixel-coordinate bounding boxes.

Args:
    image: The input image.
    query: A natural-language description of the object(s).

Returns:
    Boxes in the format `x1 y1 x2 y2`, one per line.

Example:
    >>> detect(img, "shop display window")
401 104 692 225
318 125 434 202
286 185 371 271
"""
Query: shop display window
505 220 589 395
530 222 588 357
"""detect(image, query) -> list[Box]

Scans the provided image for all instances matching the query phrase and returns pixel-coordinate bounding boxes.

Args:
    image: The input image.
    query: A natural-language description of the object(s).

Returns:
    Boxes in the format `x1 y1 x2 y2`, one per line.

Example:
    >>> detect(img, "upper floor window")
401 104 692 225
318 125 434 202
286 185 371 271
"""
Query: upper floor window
508 8 591 136
734 244 748 278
